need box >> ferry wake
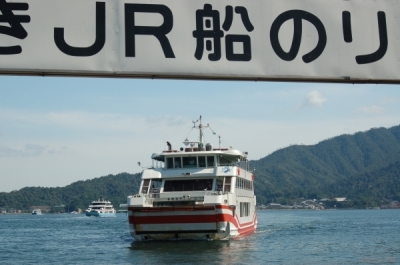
[126,116,257,240]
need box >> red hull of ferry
[128,205,257,239]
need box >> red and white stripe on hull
[229,212,258,238]
[128,205,257,240]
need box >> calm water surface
[0,210,399,264]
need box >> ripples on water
[0,210,399,264]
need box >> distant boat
[32,209,42,215]
[85,197,116,217]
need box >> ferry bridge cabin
[147,146,254,197]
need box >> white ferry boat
[32,209,42,215]
[127,116,257,240]
[85,197,116,217]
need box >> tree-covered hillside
[252,125,400,206]
[0,173,141,211]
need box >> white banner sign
[0,0,399,83]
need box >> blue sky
[1,75,400,192]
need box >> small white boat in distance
[85,197,116,217]
[127,116,257,241]
[32,209,42,215]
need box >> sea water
[0,209,399,265]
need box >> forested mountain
[252,125,400,206]
[1,125,400,211]
[0,173,141,212]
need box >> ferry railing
[204,191,231,196]
[235,188,255,198]
[142,193,160,204]
[141,190,253,200]
[142,192,208,205]
[142,192,238,204]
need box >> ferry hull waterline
[127,116,257,241]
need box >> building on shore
[29,206,52,213]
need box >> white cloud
[356,105,385,114]
[0,110,191,135]
[302,90,327,107]
[0,144,47,157]
[0,144,69,157]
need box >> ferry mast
[183,115,210,150]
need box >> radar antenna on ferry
[184,115,212,150]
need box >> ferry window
[206,156,215,167]
[182,156,197,168]
[224,177,231,193]
[216,177,223,191]
[151,179,162,193]
[166,157,173,169]
[198,156,206,167]
[205,180,213,191]
[219,156,231,166]
[240,202,250,217]
[141,179,150,194]
[164,179,213,192]
[174,157,181,168]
